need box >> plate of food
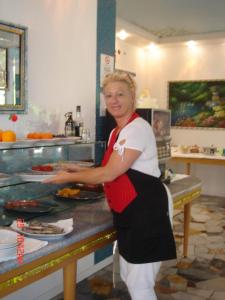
[31,165,56,173]
[11,220,73,240]
[55,187,103,201]
[4,200,53,213]
[18,170,56,182]
[75,183,103,192]
[52,161,95,170]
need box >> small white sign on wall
[100,54,114,87]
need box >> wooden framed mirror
[0,21,27,113]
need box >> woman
[44,72,176,300]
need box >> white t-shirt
[112,117,161,177]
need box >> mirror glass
[0,21,27,112]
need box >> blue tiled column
[94,0,116,261]
[95,0,116,142]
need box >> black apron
[113,169,177,264]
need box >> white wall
[0,0,97,139]
[115,39,148,97]
[116,38,225,197]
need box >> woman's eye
[118,92,124,97]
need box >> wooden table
[169,175,201,258]
[170,152,225,175]
[170,152,225,257]
[0,176,201,300]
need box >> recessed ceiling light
[116,30,130,40]
[146,43,158,51]
[186,40,197,48]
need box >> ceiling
[116,0,225,47]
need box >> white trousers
[120,255,161,300]
[119,185,173,300]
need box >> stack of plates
[0,229,18,257]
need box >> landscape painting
[168,80,225,129]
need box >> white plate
[53,139,75,145]
[0,142,15,149]
[11,140,36,148]
[29,168,57,175]
[18,173,55,182]
[33,139,56,147]
[0,173,11,182]
[11,221,73,240]
[0,229,18,249]
[0,246,17,256]
[53,137,81,145]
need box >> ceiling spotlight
[186,40,197,48]
[116,30,130,40]
[146,43,158,51]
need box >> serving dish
[0,229,18,249]
[4,200,53,213]
[11,220,73,240]
[55,189,103,201]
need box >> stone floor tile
[189,234,208,245]
[207,236,225,244]
[196,253,215,261]
[214,254,225,261]
[209,291,225,300]
[187,287,214,298]
[190,222,206,231]
[162,259,178,268]
[196,277,225,291]
[191,211,210,223]
[156,293,175,300]
[178,244,195,256]
[178,267,218,282]
[171,291,206,300]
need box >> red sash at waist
[102,112,139,213]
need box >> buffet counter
[0,175,201,300]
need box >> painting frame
[168,80,225,129]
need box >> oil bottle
[74,105,84,137]
[64,112,75,137]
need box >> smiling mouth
[111,106,121,110]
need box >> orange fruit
[27,133,34,139]
[41,132,53,139]
[2,130,16,142]
[32,132,42,139]
[0,129,3,142]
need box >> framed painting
[168,80,225,129]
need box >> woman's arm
[43,148,141,185]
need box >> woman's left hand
[42,171,72,184]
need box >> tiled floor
[53,195,225,300]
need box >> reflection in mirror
[0,21,27,112]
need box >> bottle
[64,112,75,137]
[75,105,84,137]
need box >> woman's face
[103,81,135,119]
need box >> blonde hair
[102,71,136,97]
